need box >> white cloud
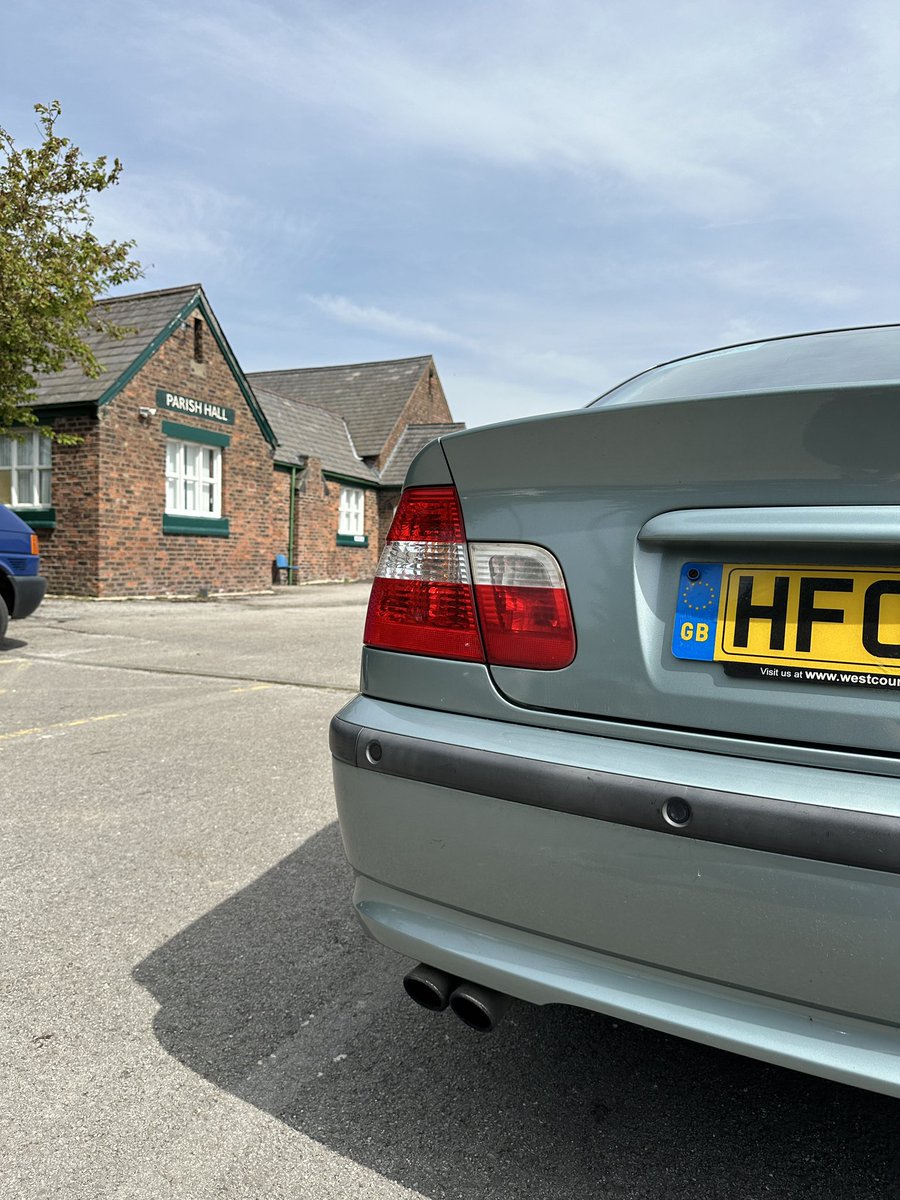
[91,173,319,286]
[306,294,479,350]
[164,0,900,227]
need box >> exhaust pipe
[403,963,458,1012]
[449,981,510,1033]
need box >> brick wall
[377,489,399,548]
[43,313,277,597]
[271,459,379,584]
[376,361,452,472]
[35,411,102,596]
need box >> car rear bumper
[331,694,900,1096]
[351,874,900,1097]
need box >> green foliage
[0,101,143,439]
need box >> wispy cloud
[166,0,900,228]
[306,295,479,351]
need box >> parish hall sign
[156,389,235,426]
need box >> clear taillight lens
[364,487,576,669]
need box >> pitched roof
[379,422,466,486]
[32,284,202,408]
[28,284,277,446]
[253,387,379,484]
[247,355,433,457]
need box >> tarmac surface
[3,584,899,1199]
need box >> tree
[0,101,143,437]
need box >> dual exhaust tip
[403,963,509,1033]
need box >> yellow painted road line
[0,711,127,742]
[228,683,274,693]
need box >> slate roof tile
[379,422,466,486]
[31,285,201,407]
[247,356,432,457]
[253,387,379,484]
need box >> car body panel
[0,504,46,620]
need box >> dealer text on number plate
[672,563,900,683]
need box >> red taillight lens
[364,488,576,670]
[469,543,576,669]
[386,486,466,543]
[364,487,485,662]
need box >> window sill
[336,533,368,547]
[163,514,230,537]
[12,507,56,530]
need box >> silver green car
[331,325,900,1097]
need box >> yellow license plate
[672,563,900,687]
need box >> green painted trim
[163,514,230,537]
[324,471,378,489]
[96,294,201,408]
[336,533,369,547]
[161,419,231,448]
[94,289,278,449]
[12,507,56,530]
[195,295,277,448]
[11,404,95,423]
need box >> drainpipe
[288,464,298,585]
[287,455,307,585]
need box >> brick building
[2,285,277,597]
[3,285,461,595]
[249,358,462,582]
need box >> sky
[4,0,900,429]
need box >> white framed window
[0,432,52,507]
[338,486,365,537]
[165,440,221,517]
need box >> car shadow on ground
[134,822,900,1199]
[0,636,28,651]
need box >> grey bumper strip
[330,714,900,876]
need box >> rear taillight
[469,542,576,669]
[365,487,576,669]
[364,487,484,662]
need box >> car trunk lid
[440,384,900,757]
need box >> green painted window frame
[336,532,369,547]
[12,506,56,530]
[161,420,231,447]
[162,514,230,537]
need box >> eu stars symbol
[672,563,723,661]
[681,577,718,614]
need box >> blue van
[0,505,47,641]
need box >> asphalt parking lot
[3,585,899,1200]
